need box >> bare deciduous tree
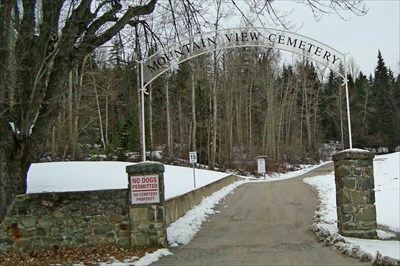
[0,0,157,221]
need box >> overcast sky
[272,0,400,76]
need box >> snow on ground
[163,165,229,199]
[304,152,400,263]
[26,153,399,265]
[374,153,400,232]
[166,179,248,246]
[27,162,229,199]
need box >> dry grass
[0,245,160,266]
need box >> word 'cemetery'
[144,29,344,82]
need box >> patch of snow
[304,152,400,263]
[132,249,172,266]
[27,162,230,200]
[377,230,397,240]
[339,148,371,153]
[167,179,248,245]
[8,121,20,135]
[98,249,172,266]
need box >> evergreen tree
[369,51,399,150]
[351,71,371,148]
[393,72,400,150]
[320,70,342,141]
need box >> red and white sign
[130,175,160,204]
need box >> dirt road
[154,163,370,265]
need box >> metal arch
[143,43,346,92]
[138,27,353,161]
[142,27,346,86]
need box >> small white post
[343,55,353,149]
[256,156,267,179]
[192,163,196,188]
[189,151,197,188]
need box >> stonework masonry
[0,189,130,253]
[126,162,167,248]
[0,153,378,254]
[333,149,378,239]
[0,164,239,254]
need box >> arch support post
[138,60,147,162]
[343,55,353,149]
[126,162,167,248]
[333,150,377,239]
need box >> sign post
[189,151,197,188]
[256,155,267,179]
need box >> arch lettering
[143,27,346,84]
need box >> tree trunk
[302,72,312,150]
[72,57,87,158]
[68,70,74,156]
[236,91,242,154]
[210,70,218,170]
[267,78,276,159]
[166,79,173,158]
[362,87,369,136]
[225,65,234,168]
[0,2,25,221]
[0,136,31,221]
[51,119,58,158]
[209,1,222,170]
[93,75,106,150]
[248,78,253,156]
[178,100,185,146]
[278,83,291,160]
[313,82,322,149]
[0,0,12,109]
[105,86,109,150]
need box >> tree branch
[77,0,158,59]
[83,0,122,40]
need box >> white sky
[272,0,400,76]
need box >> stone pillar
[126,162,167,248]
[333,150,377,239]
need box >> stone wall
[333,149,377,239]
[0,189,130,253]
[0,173,240,253]
[165,174,239,226]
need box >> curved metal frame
[138,27,352,161]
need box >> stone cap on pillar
[126,161,165,175]
[332,149,374,162]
